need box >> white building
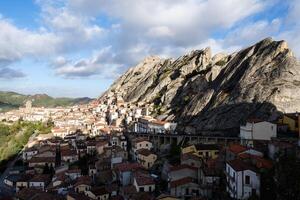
[133,172,155,192]
[240,119,277,146]
[22,147,38,161]
[226,159,260,199]
[134,117,177,134]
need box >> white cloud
[41,4,104,38]
[275,0,300,58]
[147,26,174,38]
[0,67,25,79]
[223,19,281,48]
[92,0,264,46]
[1,0,300,81]
[60,0,266,72]
[0,0,107,79]
[53,47,124,78]
[0,18,60,62]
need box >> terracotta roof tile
[170,164,197,172]
[227,159,257,172]
[170,177,193,188]
[228,144,247,154]
[133,172,155,186]
[115,163,143,172]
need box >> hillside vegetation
[0,91,92,112]
[0,121,52,162]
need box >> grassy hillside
[0,121,53,171]
[0,91,93,112]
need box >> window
[245,175,250,184]
[146,143,148,147]
[140,187,144,192]
[233,172,235,179]
[185,188,189,195]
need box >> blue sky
[0,0,299,98]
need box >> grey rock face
[103,38,300,135]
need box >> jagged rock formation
[104,38,300,135]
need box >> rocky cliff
[103,38,300,135]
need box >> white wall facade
[226,163,260,199]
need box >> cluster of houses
[0,92,178,140]
[3,131,159,199]
[2,118,297,200]
[49,93,177,139]
[2,91,300,199]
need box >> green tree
[168,142,181,164]
[275,154,300,200]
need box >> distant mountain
[0,91,93,112]
[103,38,300,135]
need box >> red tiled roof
[132,137,150,144]
[228,144,247,154]
[133,172,155,186]
[238,153,273,169]
[74,176,92,187]
[227,159,257,172]
[61,149,77,157]
[170,177,193,188]
[137,149,155,157]
[115,163,143,172]
[181,153,201,161]
[170,164,197,172]
[90,186,109,196]
[16,188,64,200]
[29,174,51,183]
[67,192,91,200]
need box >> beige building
[131,138,153,160]
[136,149,157,169]
[74,176,92,193]
[182,144,219,159]
[85,187,110,200]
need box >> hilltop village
[0,92,300,200]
